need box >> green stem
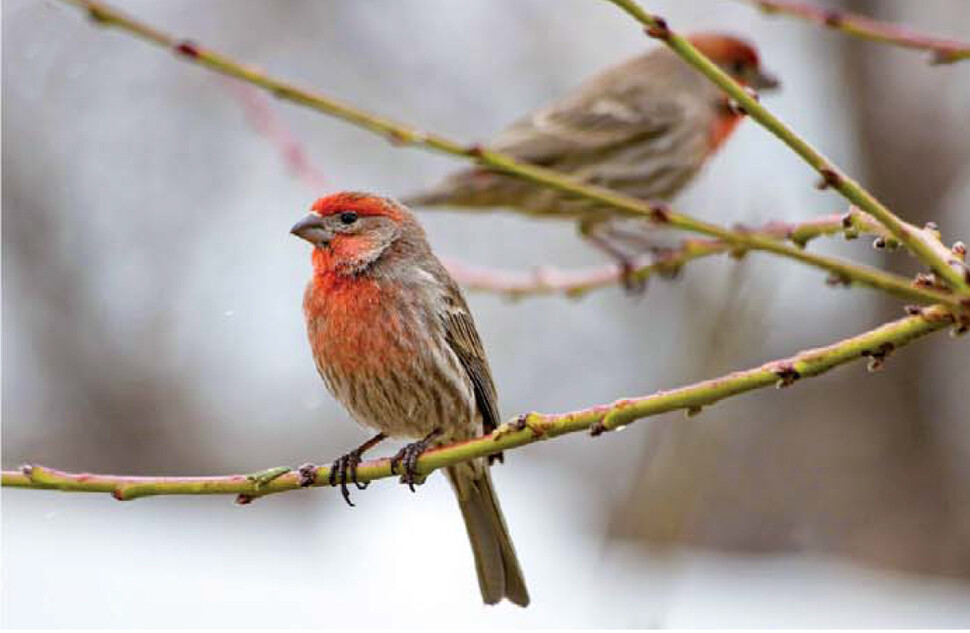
[456,211,891,298]
[604,0,970,294]
[54,0,964,310]
[3,306,958,500]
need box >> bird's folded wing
[440,290,501,436]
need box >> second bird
[405,33,778,271]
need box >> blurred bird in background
[404,33,779,282]
[291,192,529,607]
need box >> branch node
[653,248,683,279]
[821,9,844,27]
[565,286,590,301]
[952,241,967,261]
[726,98,747,117]
[904,304,924,316]
[87,4,111,24]
[913,272,946,291]
[825,271,851,287]
[589,420,607,437]
[861,342,895,372]
[773,363,800,388]
[931,49,959,65]
[643,16,671,40]
[685,405,703,418]
[790,234,810,250]
[840,212,860,240]
[175,40,200,59]
[111,489,126,501]
[648,202,671,224]
[297,463,319,488]
[235,494,255,505]
[815,167,841,190]
[386,129,411,146]
[494,413,546,441]
[20,464,34,478]
[952,309,970,337]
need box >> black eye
[731,60,747,76]
[339,211,358,225]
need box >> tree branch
[3,305,960,501]
[53,0,966,311]
[603,0,970,294]
[218,84,907,300]
[740,0,970,64]
[447,211,896,298]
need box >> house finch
[404,33,778,282]
[291,191,529,607]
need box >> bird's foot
[328,450,367,507]
[579,221,648,296]
[390,429,442,492]
[321,432,388,507]
[616,257,648,295]
[245,466,291,491]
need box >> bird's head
[687,33,780,92]
[291,191,419,275]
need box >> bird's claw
[245,466,291,491]
[390,430,441,492]
[618,259,648,296]
[328,449,369,507]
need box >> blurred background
[3,0,970,627]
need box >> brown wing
[491,53,685,166]
[403,50,687,210]
[440,286,501,439]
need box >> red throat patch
[708,109,742,153]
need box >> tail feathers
[399,188,453,208]
[447,464,530,607]
[401,170,522,210]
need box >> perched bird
[404,33,778,279]
[291,191,529,607]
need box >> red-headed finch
[404,33,778,279]
[291,192,529,607]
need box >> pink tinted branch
[746,0,970,64]
[54,0,963,310]
[225,81,328,191]
[448,211,896,298]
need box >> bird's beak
[752,69,780,92]
[290,213,333,247]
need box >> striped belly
[306,279,478,441]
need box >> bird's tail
[446,463,530,607]
[400,169,527,210]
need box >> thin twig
[220,85,910,301]
[53,0,965,310]
[741,0,970,64]
[447,211,894,298]
[3,304,959,500]
[604,0,970,294]
[224,80,328,190]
